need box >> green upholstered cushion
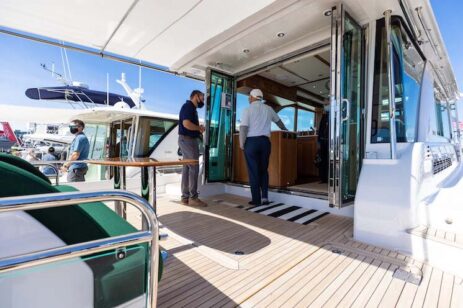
[0,162,150,307]
[0,152,51,184]
[56,185,137,236]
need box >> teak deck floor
[135,194,462,307]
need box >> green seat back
[0,152,51,184]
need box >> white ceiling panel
[283,55,329,82]
[258,67,306,87]
[0,0,134,49]
[178,0,333,73]
[299,78,330,98]
[105,0,203,58]
[136,0,279,67]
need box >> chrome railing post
[384,10,398,160]
[0,190,159,307]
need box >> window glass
[148,119,177,148]
[135,117,177,156]
[435,99,451,139]
[235,93,249,131]
[297,109,315,132]
[272,107,295,131]
[371,19,425,143]
[449,103,459,140]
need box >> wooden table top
[86,157,198,167]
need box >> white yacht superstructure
[0,0,462,307]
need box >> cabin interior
[231,47,331,195]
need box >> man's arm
[275,120,288,131]
[239,126,249,150]
[239,108,250,150]
[183,119,205,133]
[62,151,79,170]
[271,108,288,131]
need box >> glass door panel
[205,69,234,182]
[340,12,362,203]
[329,5,363,207]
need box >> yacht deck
[128,194,462,307]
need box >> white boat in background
[0,0,462,307]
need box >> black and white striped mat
[213,200,329,225]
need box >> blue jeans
[244,136,271,205]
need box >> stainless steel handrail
[30,161,62,185]
[384,10,398,160]
[0,190,159,307]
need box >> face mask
[197,99,204,108]
[69,125,79,134]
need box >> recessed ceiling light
[323,10,332,17]
[243,49,250,53]
[276,32,286,38]
[313,85,316,89]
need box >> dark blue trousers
[244,136,271,205]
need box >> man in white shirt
[239,89,287,206]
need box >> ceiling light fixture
[276,32,286,38]
[243,49,250,53]
[323,10,332,17]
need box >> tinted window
[148,119,177,148]
[272,107,295,131]
[435,99,451,139]
[297,109,315,132]
[371,18,425,143]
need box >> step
[407,225,463,249]
[406,225,463,277]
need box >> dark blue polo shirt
[179,100,200,138]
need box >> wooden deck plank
[239,248,333,307]
[411,264,433,308]
[307,255,373,307]
[395,258,425,307]
[438,272,454,308]
[423,267,443,307]
[272,252,355,307]
[209,223,353,307]
[147,194,461,307]
[336,259,383,307]
[451,277,463,308]
[193,222,353,307]
[363,263,398,308]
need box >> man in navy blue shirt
[178,90,207,207]
[62,119,90,182]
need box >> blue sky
[0,0,461,130]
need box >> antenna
[60,47,68,81]
[138,59,142,90]
[63,47,73,81]
[106,73,110,105]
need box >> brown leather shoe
[180,198,189,205]
[189,198,207,207]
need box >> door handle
[341,98,350,122]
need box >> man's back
[42,153,57,175]
[241,102,279,137]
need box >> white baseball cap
[250,88,264,99]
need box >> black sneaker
[248,201,260,206]
[262,200,271,205]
